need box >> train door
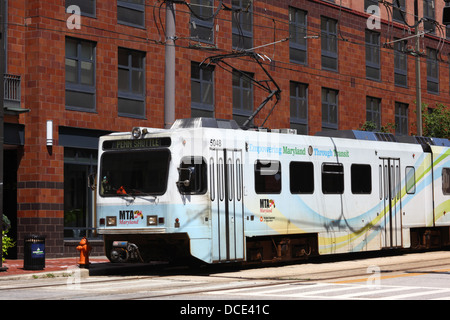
[210,149,245,262]
[379,158,403,248]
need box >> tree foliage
[360,121,396,134]
[361,103,450,139]
[421,103,450,139]
[2,215,15,262]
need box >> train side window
[443,168,450,195]
[405,166,415,194]
[255,160,281,194]
[177,156,207,194]
[290,161,314,194]
[322,163,344,194]
[351,164,371,194]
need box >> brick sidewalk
[0,257,109,277]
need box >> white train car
[95,118,450,264]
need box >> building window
[118,48,145,118]
[191,62,214,118]
[289,7,307,65]
[66,0,95,17]
[366,29,380,81]
[427,48,439,94]
[366,96,381,131]
[255,160,281,194]
[232,0,253,50]
[321,88,338,131]
[395,102,408,136]
[232,69,253,126]
[290,81,308,135]
[364,0,378,11]
[65,37,96,111]
[394,39,408,87]
[190,0,214,43]
[321,17,338,71]
[117,0,145,28]
[66,0,96,17]
[392,0,406,24]
[423,0,435,33]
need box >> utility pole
[164,1,176,129]
[414,0,423,136]
[0,0,6,271]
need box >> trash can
[23,235,45,270]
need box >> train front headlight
[147,215,158,226]
[106,216,117,226]
[132,127,141,139]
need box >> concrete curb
[0,267,90,281]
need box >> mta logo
[119,210,143,220]
[260,199,275,208]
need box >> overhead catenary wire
[5,0,450,99]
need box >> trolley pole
[0,0,6,271]
[164,0,176,129]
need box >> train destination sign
[103,137,171,150]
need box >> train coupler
[110,241,143,263]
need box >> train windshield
[100,149,170,197]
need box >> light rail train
[95,118,450,264]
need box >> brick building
[2,0,450,258]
